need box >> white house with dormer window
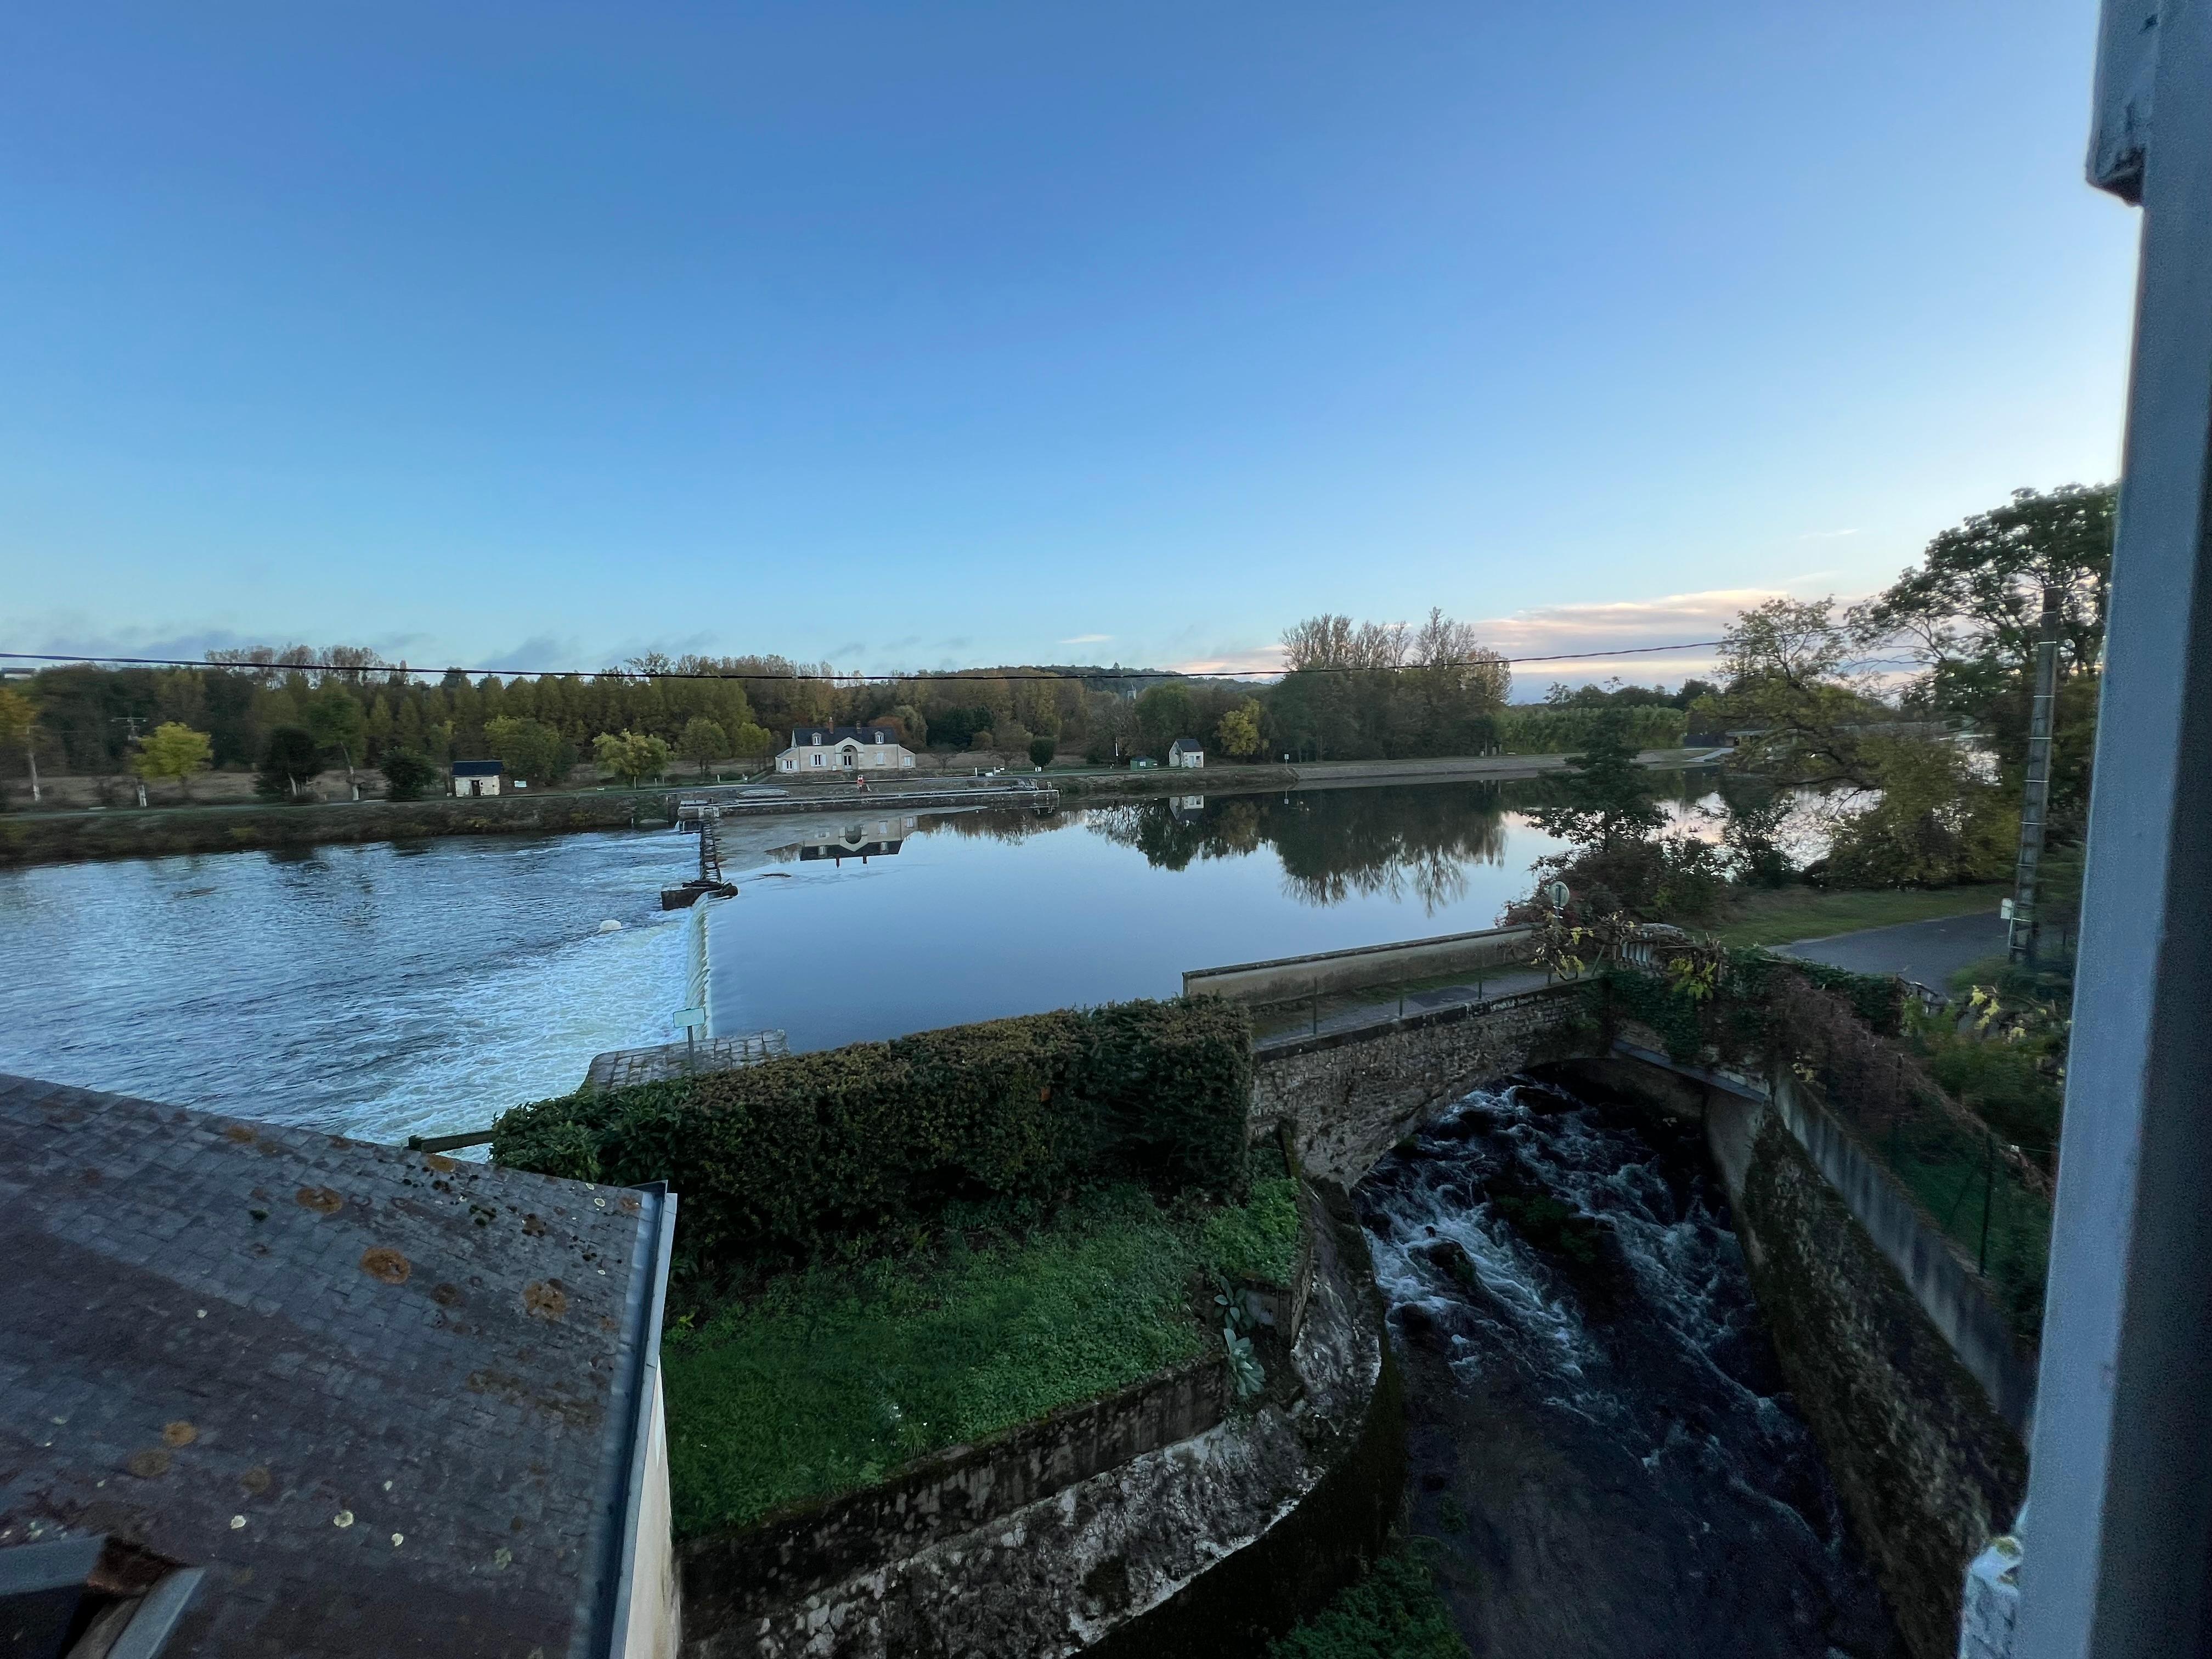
[774,725,918,780]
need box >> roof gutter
[592,1182,678,1659]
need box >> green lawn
[662,1180,1298,1538]
[1707,883,2006,948]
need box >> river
[1361,1075,1902,1656]
[0,780,1592,1141]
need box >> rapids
[1357,1075,1903,1658]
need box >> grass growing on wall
[1266,1544,1468,1658]
[663,1181,1293,1538]
[1201,1161,1303,1288]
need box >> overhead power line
[0,639,1728,685]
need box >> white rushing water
[1358,1080,1901,1657]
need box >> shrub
[381,752,439,800]
[1029,736,1057,769]
[493,997,1254,1268]
[1268,1544,1468,1658]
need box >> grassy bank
[663,1176,1301,1537]
[0,787,678,867]
[1708,884,2006,948]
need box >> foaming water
[0,832,695,1144]
[1359,1077,1901,1657]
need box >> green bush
[1921,1033,2064,1153]
[1268,1544,1468,1658]
[492,997,1254,1267]
[1203,1175,1302,1288]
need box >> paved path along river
[1778,909,2007,990]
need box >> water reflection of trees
[1086,785,1519,915]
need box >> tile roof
[785,726,899,747]
[0,1074,666,1658]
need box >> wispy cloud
[1058,633,1113,645]
[1169,643,1288,678]
[1466,588,1780,685]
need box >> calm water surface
[0,780,1617,1139]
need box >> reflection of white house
[1169,738,1205,769]
[775,726,918,779]
[798,815,918,864]
[452,759,504,797]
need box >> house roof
[786,726,899,747]
[449,760,504,776]
[0,1074,669,1658]
[1169,738,1204,754]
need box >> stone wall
[1530,1049,2030,1659]
[679,1359,1228,1638]
[679,1187,1397,1658]
[1739,1116,2026,1659]
[1250,988,1589,1183]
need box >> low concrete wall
[1764,1073,2037,1435]
[1185,926,1533,1005]
[1250,987,1589,1183]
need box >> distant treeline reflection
[913,781,1612,915]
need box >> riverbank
[0,776,1056,867]
[0,749,1725,868]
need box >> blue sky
[1,3,2138,687]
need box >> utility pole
[2006,584,2062,963]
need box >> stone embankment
[677,1186,1401,1658]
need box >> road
[1775,909,2009,991]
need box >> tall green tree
[592,730,672,788]
[1696,597,1891,789]
[1855,482,2116,832]
[678,716,729,780]
[0,685,41,803]
[1531,707,1666,850]
[1135,682,1197,758]
[1215,698,1263,759]
[484,716,573,787]
[304,686,367,792]
[131,722,213,801]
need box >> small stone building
[1169,738,1205,769]
[450,759,504,797]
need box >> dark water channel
[1359,1076,1902,1658]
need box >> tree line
[1519,482,2112,923]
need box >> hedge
[491,996,1254,1267]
